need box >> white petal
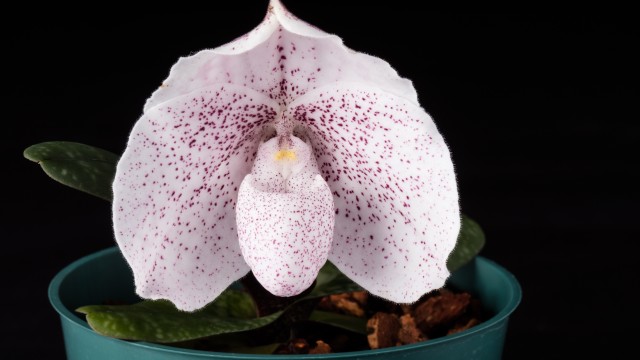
[143,0,417,112]
[113,84,279,311]
[286,83,460,303]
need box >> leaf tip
[75,306,90,314]
[23,144,41,163]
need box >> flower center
[249,134,317,193]
[274,149,297,161]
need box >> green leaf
[309,261,363,298]
[24,141,119,201]
[203,288,257,319]
[224,343,281,355]
[76,263,362,343]
[447,214,486,272]
[77,290,275,343]
[308,310,367,335]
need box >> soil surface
[274,288,485,354]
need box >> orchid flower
[113,0,460,312]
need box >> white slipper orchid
[113,0,460,311]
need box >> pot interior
[49,247,521,359]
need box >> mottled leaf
[309,261,363,297]
[77,262,361,343]
[224,343,281,355]
[447,215,486,272]
[24,141,118,201]
[197,288,257,319]
[77,290,270,343]
[308,310,367,335]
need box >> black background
[3,3,638,359]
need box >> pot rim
[49,246,521,358]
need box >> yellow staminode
[274,149,297,161]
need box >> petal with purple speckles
[286,83,460,303]
[113,84,279,311]
[144,0,417,112]
[236,135,335,296]
[114,0,460,311]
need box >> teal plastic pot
[49,247,521,360]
